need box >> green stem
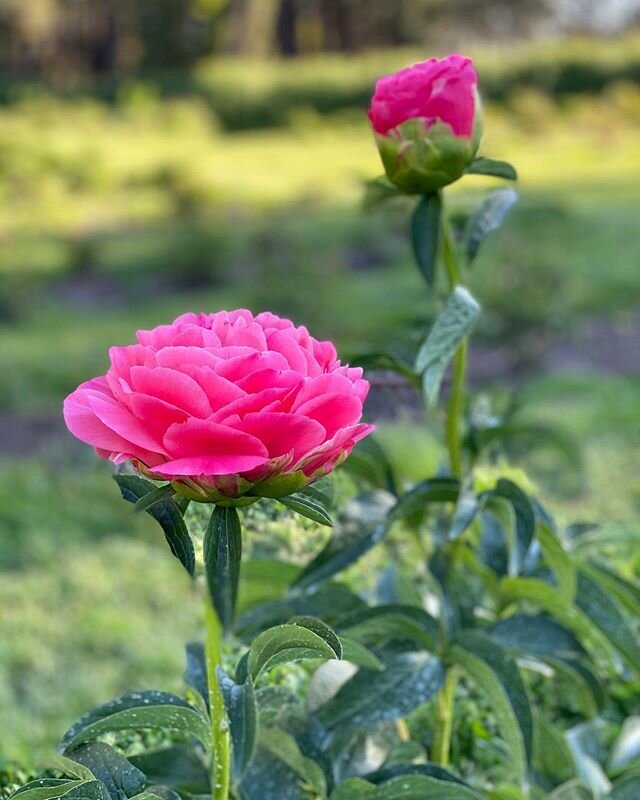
[441,205,467,478]
[204,597,231,800]
[431,669,458,767]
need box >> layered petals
[63,309,374,501]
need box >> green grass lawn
[0,88,638,764]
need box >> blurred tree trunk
[276,0,297,55]
[228,0,281,56]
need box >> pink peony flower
[63,310,374,503]
[368,54,482,194]
[369,54,478,139]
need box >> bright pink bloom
[369,54,478,138]
[63,310,374,501]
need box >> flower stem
[204,597,231,800]
[441,206,466,478]
[431,669,458,767]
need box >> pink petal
[215,351,289,382]
[266,329,309,374]
[212,387,289,422]
[129,393,188,439]
[291,374,357,411]
[129,366,212,417]
[155,346,220,371]
[160,418,269,476]
[294,392,363,437]
[87,392,166,453]
[232,412,326,462]
[237,368,302,394]
[299,423,375,475]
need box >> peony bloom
[64,310,374,504]
[369,54,482,194]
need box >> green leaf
[337,604,439,652]
[11,782,84,800]
[279,491,333,527]
[465,187,518,263]
[259,728,327,799]
[488,614,584,660]
[65,744,145,800]
[183,643,208,709]
[59,692,211,753]
[546,657,605,716]
[133,483,176,513]
[331,775,483,799]
[487,613,603,714]
[203,505,242,633]
[534,713,577,786]
[290,616,343,659]
[13,783,113,800]
[217,669,258,781]
[293,497,390,591]
[411,193,441,286]
[581,563,640,617]
[609,773,640,799]
[128,746,209,794]
[499,577,620,671]
[339,637,384,671]
[45,758,95,782]
[239,745,310,800]
[236,583,367,638]
[464,157,518,181]
[247,620,341,681]
[608,717,640,774]
[366,764,470,787]
[344,436,398,496]
[566,721,611,798]
[363,176,402,210]
[317,651,444,733]
[414,287,480,408]
[575,570,640,672]
[538,522,576,602]
[452,633,533,782]
[483,479,535,575]
[49,784,112,800]
[114,475,195,577]
[547,782,594,800]
[388,478,460,523]
[472,422,581,472]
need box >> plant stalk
[204,597,231,800]
[441,206,466,478]
[431,669,458,767]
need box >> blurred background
[0,0,638,767]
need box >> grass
[0,76,639,764]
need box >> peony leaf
[415,287,480,408]
[451,633,533,783]
[247,619,341,681]
[465,157,518,181]
[465,187,518,263]
[203,505,242,633]
[128,746,210,795]
[330,775,483,799]
[316,651,444,734]
[279,491,333,527]
[59,691,211,754]
[411,193,441,286]
[217,669,258,782]
[64,743,145,800]
[114,474,195,577]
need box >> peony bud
[369,54,482,194]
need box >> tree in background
[0,0,634,81]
